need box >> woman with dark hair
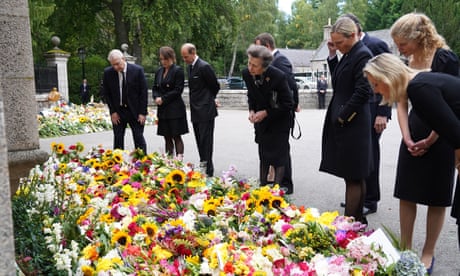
[152,46,189,160]
[242,44,293,189]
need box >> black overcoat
[319,41,374,179]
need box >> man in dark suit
[340,13,392,215]
[243,44,294,189]
[254,32,298,195]
[80,78,90,104]
[180,43,220,176]
[316,74,328,109]
[102,49,148,153]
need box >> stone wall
[181,88,332,110]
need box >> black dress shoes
[363,206,377,216]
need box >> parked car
[295,78,311,89]
[226,77,247,89]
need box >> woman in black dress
[364,53,460,274]
[152,46,189,160]
[390,13,459,271]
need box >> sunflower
[165,169,186,185]
[51,142,65,154]
[112,151,123,163]
[111,230,132,247]
[142,221,158,238]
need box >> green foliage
[28,0,460,83]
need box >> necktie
[122,72,127,106]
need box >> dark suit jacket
[188,58,220,122]
[317,79,328,91]
[362,33,392,118]
[152,64,186,119]
[243,65,294,138]
[320,40,373,179]
[80,83,90,95]
[272,50,299,108]
[103,63,148,118]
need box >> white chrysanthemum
[271,219,286,234]
[182,209,196,231]
[249,247,273,274]
[189,192,207,210]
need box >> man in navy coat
[102,49,148,153]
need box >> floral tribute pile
[13,143,427,276]
[37,102,157,138]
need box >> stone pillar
[0,88,16,275]
[0,0,48,193]
[44,36,71,102]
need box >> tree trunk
[228,36,239,78]
[107,0,129,49]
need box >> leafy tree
[365,0,403,31]
[400,0,460,55]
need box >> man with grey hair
[102,49,148,153]
[242,44,294,191]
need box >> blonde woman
[320,17,373,224]
[364,53,460,274]
[390,13,459,273]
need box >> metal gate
[34,64,58,94]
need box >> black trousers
[280,144,293,193]
[365,102,382,209]
[112,107,147,153]
[317,92,326,109]
[192,119,215,176]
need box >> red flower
[223,262,235,273]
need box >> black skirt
[157,117,189,137]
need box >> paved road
[40,108,459,275]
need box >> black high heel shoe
[426,256,435,275]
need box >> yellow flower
[92,161,102,170]
[80,265,94,276]
[82,243,99,261]
[151,245,173,261]
[165,169,186,185]
[142,222,158,238]
[79,116,88,123]
[185,255,200,265]
[77,207,95,224]
[111,230,132,247]
[51,142,65,154]
[112,151,123,163]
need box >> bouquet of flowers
[37,102,157,138]
[13,143,426,275]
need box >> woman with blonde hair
[320,17,373,224]
[389,12,459,273]
[364,54,460,270]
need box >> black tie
[122,72,127,106]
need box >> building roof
[278,48,316,68]
[311,28,397,62]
